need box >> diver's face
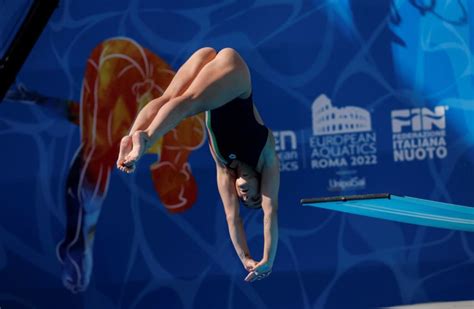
[235,174,261,208]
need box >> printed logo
[273,130,299,172]
[312,94,372,135]
[391,106,448,162]
[309,94,378,169]
[328,176,366,192]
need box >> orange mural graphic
[80,37,206,211]
[53,37,206,292]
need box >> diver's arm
[245,141,280,282]
[259,150,280,266]
[216,164,256,269]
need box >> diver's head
[233,161,262,209]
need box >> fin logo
[391,106,449,162]
[391,106,448,133]
[312,94,372,136]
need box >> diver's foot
[123,130,149,173]
[57,241,93,293]
[117,135,134,173]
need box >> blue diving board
[301,194,474,232]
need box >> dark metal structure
[0,0,59,102]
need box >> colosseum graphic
[312,94,372,136]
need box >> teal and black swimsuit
[206,94,269,170]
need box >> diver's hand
[244,259,272,282]
[243,256,258,272]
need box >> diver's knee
[193,47,217,61]
[218,47,240,59]
[216,48,248,74]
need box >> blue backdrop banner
[0,1,473,308]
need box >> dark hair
[242,194,262,209]
[243,202,262,210]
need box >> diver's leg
[127,47,217,135]
[117,47,217,171]
[123,48,251,168]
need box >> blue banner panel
[0,0,473,308]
